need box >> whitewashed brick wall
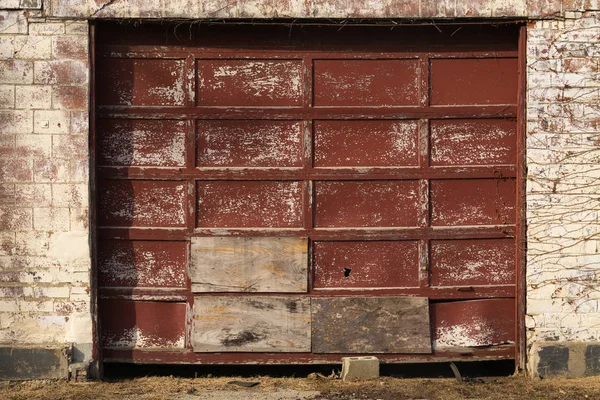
[0,9,91,360]
[527,12,600,346]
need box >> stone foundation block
[341,356,380,381]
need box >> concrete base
[529,341,600,377]
[0,346,70,380]
[341,356,380,381]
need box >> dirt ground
[2,374,600,400]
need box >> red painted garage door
[95,22,520,364]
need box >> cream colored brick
[14,183,51,206]
[0,85,14,108]
[12,35,52,60]
[28,22,65,35]
[18,299,54,312]
[15,85,51,109]
[33,285,70,298]
[15,134,52,158]
[64,21,87,35]
[0,110,33,133]
[0,11,27,34]
[14,231,51,256]
[33,159,69,182]
[0,36,14,58]
[33,110,69,133]
[69,207,87,231]
[0,300,18,312]
[33,207,70,231]
[52,183,87,207]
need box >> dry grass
[2,375,600,400]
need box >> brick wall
[0,8,92,366]
[526,11,600,374]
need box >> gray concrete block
[341,356,379,381]
[529,341,600,378]
[0,346,70,380]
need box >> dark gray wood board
[192,296,311,352]
[311,297,432,353]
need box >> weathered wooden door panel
[98,240,187,288]
[190,237,308,292]
[430,239,515,287]
[430,58,518,105]
[431,299,515,350]
[312,297,431,353]
[97,58,186,106]
[192,296,311,352]
[313,59,420,106]
[196,181,303,228]
[96,23,520,364]
[430,119,517,166]
[313,241,420,289]
[314,180,421,228]
[197,120,303,168]
[313,120,419,167]
[197,59,304,107]
[100,300,186,349]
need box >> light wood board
[190,237,308,293]
[192,296,311,352]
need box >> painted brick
[69,110,87,134]
[0,85,14,108]
[15,134,52,158]
[33,286,70,298]
[0,231,15,254]
[69,159,87,182]
[64,22,87,35]
[28,22,65,35]
[0,11,27,34]
[0,60,33,84]
[0,0,21,9]
[69,207,87,231]
[19,0,42,9]
[12,35,52,59]
[52,135,87,158]
[0,36,15,58]
[48,0,90,18]
[34,110,70,134]
[14,231,51,257]
[0,207,32,231]
[52,183,87,208]
[52,86,87,109]
[14,183,51,206]
[15,85,51,109]
[0,300,18,312]
[33,159,69,182]
[18,300,54,312]
[0,110,32,133]
[0,159,32,182]
[33,207,70,231]
[0,184,15,205]
[52,35,87,59]
[34,60,87,85]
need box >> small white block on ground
[341,356,380,381]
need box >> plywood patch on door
[190,237,308,292]
[192,296,311,352]
[311,297,431,354]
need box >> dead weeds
[1,374,600,400]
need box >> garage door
[95,22,520,364]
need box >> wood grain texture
[312,297,431,354]
[190,237,308,292]
[192,296,311,352]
